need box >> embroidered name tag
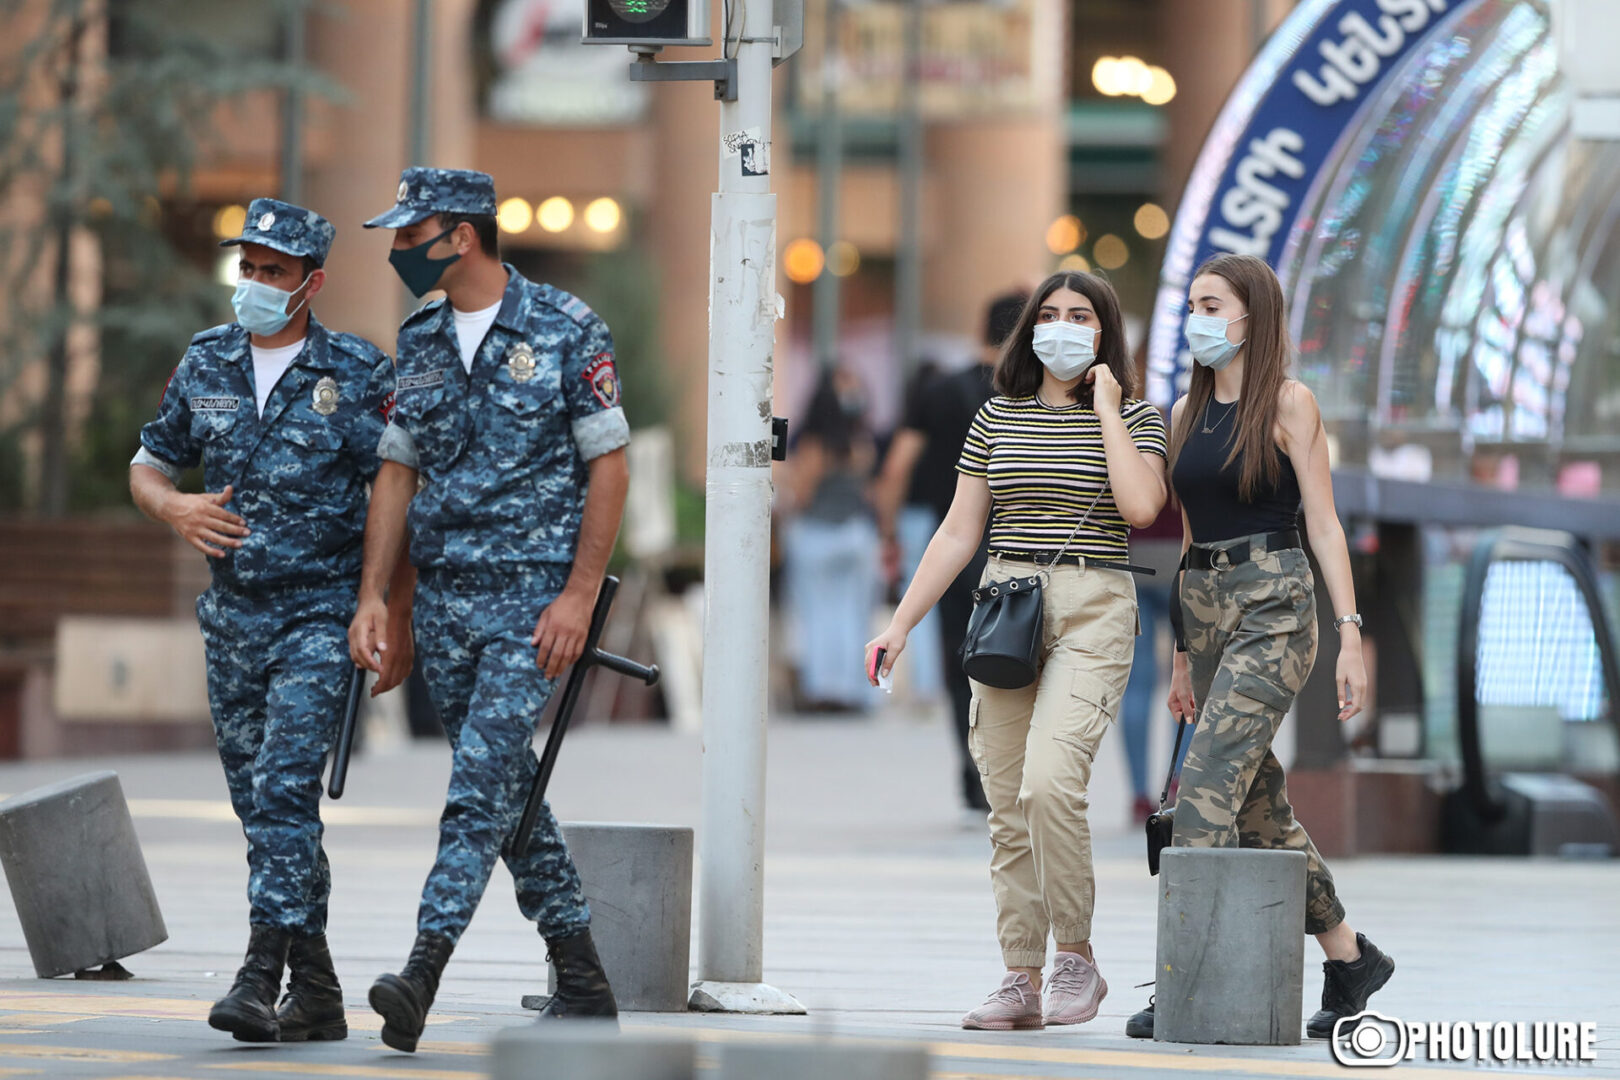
[190,396,240,412]
[397,370,446,392]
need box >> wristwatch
[1334,613,1364,631]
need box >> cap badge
[397,180,410,202]
[258,212,275,231]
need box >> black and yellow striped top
[957,395,1168,560]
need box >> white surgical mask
[1184,312,1248,370]
[1031,322,1098,381]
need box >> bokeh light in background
[215,252,240,287]
[1045,214,1084,255]
[1094,234,1129,270]
[212,204,247,240]
[1134,202,1169,239]
[1092,56,1175,105]
[536,196,574,233]
[1141,66,1176,105]
[497,197,534,234]
[584,197,622,234]
[827,241,860,278]
[783,238,824,284]
[1058,253,1092,273]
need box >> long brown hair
[993,271,1136,407]
[1168,253,1291,501]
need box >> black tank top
[1171,397,1301,543]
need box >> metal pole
[408,0,432,167]
[894,0,923,377]
[812,0,842,370]
[689,0,805,1014]
[279,2,306,205]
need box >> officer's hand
[1085,364,1123,415]
[166,485,248,558]
[531,586,593,681]
[373,603,415,697]
[348,595,390,675]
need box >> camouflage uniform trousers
[411,566,590,944]
[1171,535,1346,935]
[196,581,357,934]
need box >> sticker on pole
[723,127,770,177]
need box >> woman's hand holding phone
[864,626,907,687]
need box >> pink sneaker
[961,972,1043,1030]
[1043,951,1107,1025]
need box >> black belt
[1184,529,1301,571]
[988,550,1156,576]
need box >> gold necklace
[1202,398,1238,434]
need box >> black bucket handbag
[1146,715,1190,876]
[959,487,1106,690]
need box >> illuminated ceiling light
[783,238,825,284]
[1143,65,1177,106]
[1094,233,1129,270]
[1091,56,1121,96]
[827,240,860,277]
[1057,253,1091,273]
[1134,202,1170,240]
[1119,56,1153,97]
[537,197,575,233]
[497,197,534,234]
[213,204,247,239]
[1045,214,1084,255]
[216,251,240,287]
[584,197,622,234]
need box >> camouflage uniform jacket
[378,265,630,574]
[134,315,393,591]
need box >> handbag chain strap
[1042,484,1110,572]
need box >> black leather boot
[1306,933,1395,1039]
[538,927,618,1019]
[368,933,454,1053]
[277,932,347,1041]
[208,925,292,1042]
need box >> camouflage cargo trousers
[411,566,590,945]
[197,581,356,934]
[1171,536,1347,935]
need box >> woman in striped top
[867,272,1167,1030]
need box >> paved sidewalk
[0,712,1616,1079]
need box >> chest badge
[312,376,340,416]
[506,342,537,384]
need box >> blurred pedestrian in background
[783,367,882,713]
[867,271,1167,1031]
[1124,252,1391,1041]
[129,198,403,1044]
[874,291,1028,810]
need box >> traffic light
[583,0,710,47]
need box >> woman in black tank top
[1122,254,1396,1043]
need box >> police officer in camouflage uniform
[130,198,413,1043]
[348,168,630,1053]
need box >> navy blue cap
[364,167,499,229]
[219,197,335,265]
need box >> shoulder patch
[582,353,620,408]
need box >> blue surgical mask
[1184,312,1249,370]
[232,273,312,337]
[1031,322,1098,381]
[389,227,460,298]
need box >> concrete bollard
[0,771,167,978]
[717,1039,930,1080]
[538,822,693,1012]
[1155,847,1305,1045]
[490,1022,692,1080]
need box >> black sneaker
[1306,933,1394,1040]
[1125,996,1154,1039]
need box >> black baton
[512,575,660,854]
[327,666,366,799]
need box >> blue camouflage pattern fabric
[364,167,498,229]
[133,313,392,930]
[410,566,589,943]
[135,316,394,591]
[197,583,356,933]
[219,197,335,265]
[377,266,630,572]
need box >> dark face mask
[389,226,461,298]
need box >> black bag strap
[1159,716,1189,809]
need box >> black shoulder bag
[959,487,1105,690]
[1146,715,1189,876]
